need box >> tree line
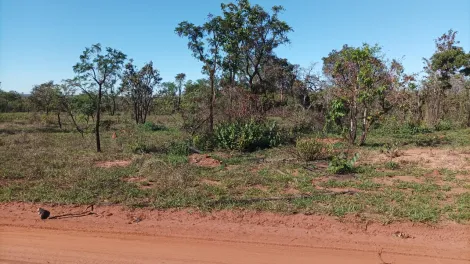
[1,0,469,151]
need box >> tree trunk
[209,73,215,133]
[57,112,62,129]
[95,85,102,152]
[177,87,181,111]
[111,97,116,116]
[349,92,358,144]
[359,107,368,146]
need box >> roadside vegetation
[1,0,469,224]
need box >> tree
[220,0,292,92]
[0,90,29,112]
[425,29,470,124]
[176,14,224,132]
[160,81,178,113]
[73,43,126,152]
[323,44,401,145]
[104,75,121,116]
[30,81,59,115]
[175,73,186,111]
[121,60,162,124]
[58,79,85,136]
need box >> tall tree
[175,73,186,111]
[425,29,470,124]
[73,43,126,152]
[121,60,162,124]
[220,0,292,92]
[176,14,224,132]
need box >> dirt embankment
[1,202,469,264]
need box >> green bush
[214,119,283,151]
[435,120,452,131]
[140,121,167,132]
[167,141,190,156]
[296,137,328,161]
[328,153,358,174]
[385,161,399,170]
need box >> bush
[214,119,283,151]
[167,141,190,156]
[385,161,399,170]
[296,137,328,162]
[192,134,214,151]
[435,120,452,131]
[328,153,358,174]
[140,121,167,132]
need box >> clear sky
[1,0,469,94]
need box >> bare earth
[1,202,469,264]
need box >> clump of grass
[385,161,399,170]
[140,121,167,132]
[295,137,328,162]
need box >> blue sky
[1,0,469,94]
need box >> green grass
[1,112,469,224]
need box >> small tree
[73,43,126,152]
[30,81,59,115]
[323,44,401,145]
[58,79,85,136]
[121,60,162,124]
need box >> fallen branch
[49,204,95,220]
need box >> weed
[328,153,359,174]
[384,161,399,170]
[295,137,328,162]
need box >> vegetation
[1,0,470,224]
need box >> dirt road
[1,203,469,264]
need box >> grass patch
[1,112,469,224]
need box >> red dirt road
[1,203,469,264]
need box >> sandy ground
[1,202,469,264]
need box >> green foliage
[295,137,328,161]
[214,119,283,151]
[328,153,359,174]
[0,90,30,113]
[167,141,190,156]
[435,120,453,131]
[140,121,167,132]
[385,161,399,170]
[414,135,449,147]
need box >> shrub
[328,153,358,174]
[214,119,283,151]
[140,121,167,132]
[295,137,328,161]
[385,161,399,170]
[435,120,452,131]
[167,141,190,156]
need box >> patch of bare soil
[189,154,222,168]
[371,148,470,170]
[372,176,422,186]
[317,137,344,144]
[0,202,468,264]
[95,160,132,168]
